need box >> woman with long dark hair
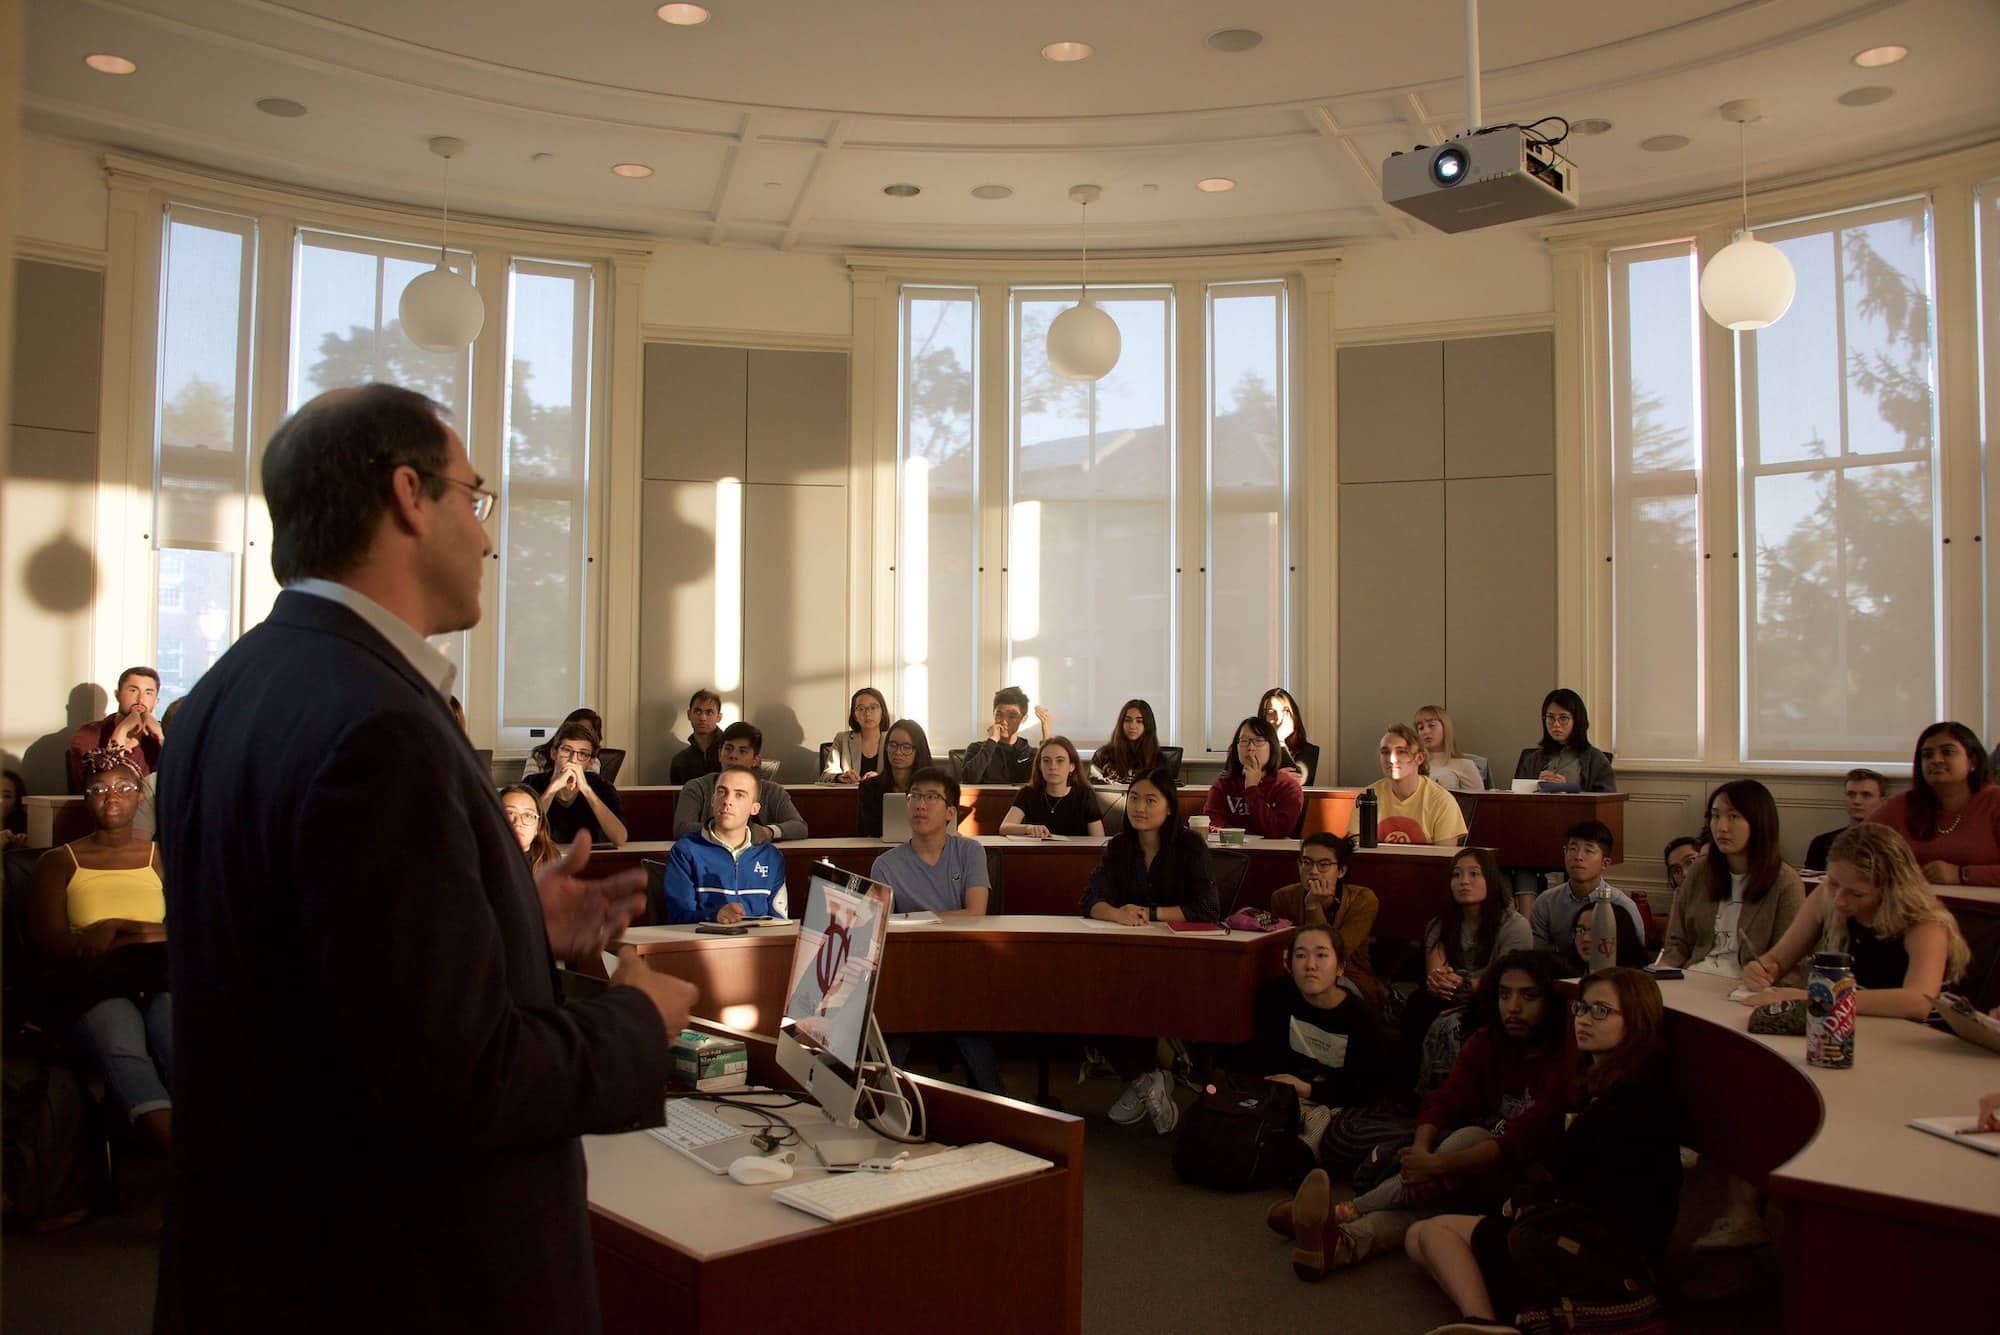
[1404,969,1680,1335]
[1092,698,1166,785]
[1260,687,1319,785]
[1001,736,1104,838]
[1404,849,1534,1080]
[1661,779,1803,981]
[823,686,890,784]
[1510,688,1616,793]
[857,718,933,838]
[1205,715,1305,837]
[1868,721,1999,886]
[499,784,561,873]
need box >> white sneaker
[1143,1070,1179,1135]
[1107,1075,1149,1125]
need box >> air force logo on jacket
[661,825,791,923]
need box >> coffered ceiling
[23,0,2000,251]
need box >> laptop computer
[880,791,912,842]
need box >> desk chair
[982,846,1006,915]
[640,859,670,925]
[1158,746,1185,781]
[1207,848,1251,918]
[596,748,627,784]
[947,748,969,780]
[1464,753,1491,790]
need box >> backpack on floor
[1,1053,95,1231]
[1172,1071,1298,1191]
[1316,1103,1418,1180]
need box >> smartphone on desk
[696,923,750,936]
[1643,965,1684,980]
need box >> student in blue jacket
[662,766,789,924]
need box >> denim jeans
[69,992,174,1121]
[1340,1125,1497,1258]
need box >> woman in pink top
[1869,722,2000,887]
[1204,716,1305,837]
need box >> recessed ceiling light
[611,162,654,178]
[1196,177,1236,192]
[83,53,138,76]
[970,184,1013,200]
[1838,85,1895,106]
[1639,134,1690,152]
[256,97,307,118]
[1041,41,1093,62]
[1207,28,1263,53]
[883,182,921,198]
[1571,117,1613,136]
[1851,44,1907,68]
[656,3,710,24]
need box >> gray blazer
[1661,860,1807,984]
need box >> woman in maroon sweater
[1869,722,2000,887]
[1204,716,1305,838]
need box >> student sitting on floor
[869,767,1005,1095]
[671,721,809,843]
[1000,735,1105,839]
[1740,822,1970,1021]
[1525,821,1647,950]
[659,766,788,924]
[1402,849,1534,1087]
[1404,968,1681,1335]
[1273,950,1569,1281]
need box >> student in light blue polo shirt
[868,767,1004,1094]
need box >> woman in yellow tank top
[29,752,173,1148]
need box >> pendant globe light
[1698,101,1795,332]
[1045,184,1121,381]
[399,136,486,352]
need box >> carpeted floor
[2,1060,1785,1334]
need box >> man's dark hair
[1844,767,1886,791]
[263,384,454,584]
[1661,834,1700,868]
[118,666,160,690]
[1465,948,1566,1046]
[688,689,722,710]
[906,766,961,810]
[1300,831,1353,867]
[1564,819,1615,858]
[720,721,764,754]
[993,685,1029,713]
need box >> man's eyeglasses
[1297,856,1341,874]
[84,782,141,798]
[907,791,951,808]
[554,746,595,765]
[1570,999,1621,1022]
[416,471,497,522]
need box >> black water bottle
[1356,788,1378,848]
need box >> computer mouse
[727,1152,796,1185]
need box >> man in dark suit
[154,384,696,1334]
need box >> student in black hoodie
[1404,967,1681,1335]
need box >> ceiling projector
[1382,127,1580,233]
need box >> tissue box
[671,1031,748,1092]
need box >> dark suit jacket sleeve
[295,712,670,1150]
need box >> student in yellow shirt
[1348,723,1468,847]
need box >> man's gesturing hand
[535,832,647,964]
[613,946,697,1039]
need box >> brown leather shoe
[1290,1169,1332,1280]
[1266,1197,1295,1239]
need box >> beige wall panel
[11,260,101,434]
[1337,479,1445,785]
[642,342,746,482]
[1442,475,1555,775]
[743,483,848,783]
[746,349,848,486]
[1444,332,1554,479]
[636,479,719,784]
[1336,341,1442,483]
[3,426,102,789]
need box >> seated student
[1245,926,1390,1189]
[1082,769,1218,1133]
[668,689,725,784]
[67,666,164,792]
[29,754,173,1150]
[499,784,561,874]
[1403,849,1534,1080]
[1260,687,1320,785]
[1206,716,1306,837]
[821,686,889,784]
[3,768,28,850]
[869,767,1005,1095]
[1414,705,1483,792]
[1270,834,1381,993]
[1804,768,1887,873]
[1275,950,1568,1279]
[958,685,1051,785]
[522,722,628,846]
[857,719,932,839]
[1526,821,1648,951]
[1559,901,1650,977]
[1091,698,1168,785]
[1404,969,1681,1335]
[1511,688,1617,793]
[1868,722,1999,886]
[1740,822,1970,1021]
[1001,736,1105,839]
[1660,780,1804,982]
[1662,834,1702,901]
[521,707,604,779]
[1347,723,1468,847]
[660,766,788,924]
[672,722,809,843]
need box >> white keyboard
[647,1100,757,1169]
[771,1142,1053,1222]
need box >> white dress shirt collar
[287,578,459,700]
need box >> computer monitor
[776,863,907,1163]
